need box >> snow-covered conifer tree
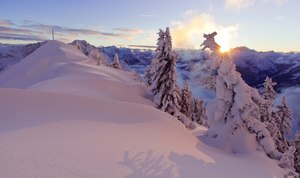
[180,80,193,118]
[272,96,292,153]
[149,28,195,129]
[259,77,289,153]
[279,146,299,177]
[151,28,181,115]
[202,32,281,159]
[88,49,107,66]
[192,98,206,125]
[293,132,300,174]
[277,96,292,136]
[111,52,121,69]
[262,77,277,101]
[164,27,172,56]
[259,77,278,125]
[144,29,165,86]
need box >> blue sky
[0,0,299,52]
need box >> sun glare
[217,37,231,53]
[220,45,230,53]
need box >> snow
[0,40,284,177]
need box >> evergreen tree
[272,96,292,154]
[111,52,121,69]
[151,46,181,115]
[262,77,277,101]
[279,146,299,177]
[192,98,206,125]
[144,29,165,86]
[293,132,300,175]
[277,96,293,135]
[202,32,281,159]
[180,80,193,118]
[88,48,107,66]
[151,28,181,115]
[149,28,195,129]
[260,77,278,124]
[259,77,289,153]
[164,27,172,56]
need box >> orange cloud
[171,13,239,50]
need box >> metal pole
[52,28,54,40]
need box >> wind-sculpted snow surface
[0,41,284,177]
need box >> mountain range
[1,40,299,91]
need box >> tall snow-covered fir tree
[180,80,193,118]
[201,32,281,159]
[111,52,121,69]
[293,132,300,175]
[192,98,206,125]
[149,28,195,129]
[144,29,165,86]
[151,27,181,115]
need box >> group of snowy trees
[89,48,122,69]
[200,32,299,177]
[90,27,299,176]
[201,32,281,159]
[72,40,122,69]
[87,49,108,66]
[260,77,291,154]
[143,28,300,176]
[260,77,300,177]
[145,27,206,128]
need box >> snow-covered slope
[0,41,284,177]
[0,42,44,71]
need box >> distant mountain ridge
[1,40,299,90]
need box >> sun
[216,34,232,53]
[220,45,231,53]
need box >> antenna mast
[52,28,54,40]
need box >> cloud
[128,44,156,49]
[0,26,34,34]
[276,16,285,20]
[112,28,143,34]
[2,21,144,43]
[225,0,255,10]
[271,0,288,6]
[0,19,14,27]
[183,9,199,17]
[171,12,239,50]
[224,0,288,10]
[0,33,45,41]
[23,23,100,36]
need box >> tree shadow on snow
[168,152,210,178]
[119,150,176,178]
[119,150,215,178]
[120,149,278,178]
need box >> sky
[0,0,299,52]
